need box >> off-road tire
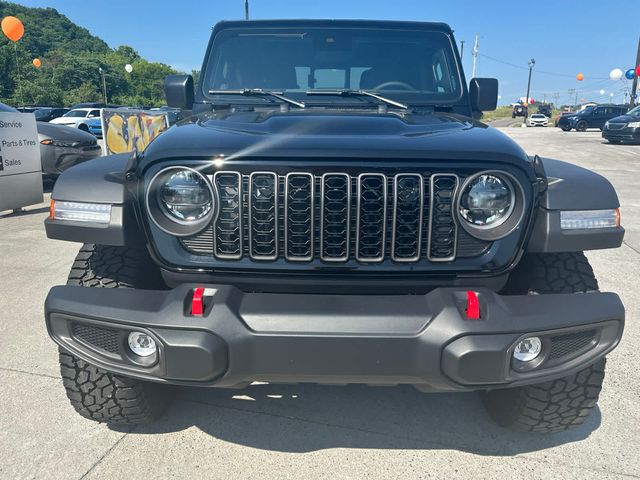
[60,244,172,424]
[60,349,170,424]
[483,359,606,432]
[486,252,605,432]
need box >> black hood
[37,122,96,143]
[608,114,640,123]
[142,109,529,167]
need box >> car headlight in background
[146,166,216,236]
[456,171,526,241]
[627,121,640,128]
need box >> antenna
[245,0,249,20]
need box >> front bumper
[45,285,624,391]
[602,128,640,143]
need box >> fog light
[127,332,156,357]
[513,337,542,362]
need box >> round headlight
[459,174,513,228]
[159,170,212,222]
[146,166,216,236]
[455,171,526,241]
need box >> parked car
[50,108,101,131]
[526,113,548,127]
[45,19,625,433]
[537,104,552,117]
[16,106,41,114]
[0,102,101,177]
[512,104,527,118]
[602,105,640,144]
[150,106,184,125]
[34,107,69,122]
[69,102,119,110]
[554,111,574,127]
[557,105,628,132]
[83,117,103,138]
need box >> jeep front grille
[184,170,489,264]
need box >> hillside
[0,1,179,107]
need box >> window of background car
[63,110,89,117]
[203,27,464,104]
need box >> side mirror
[164,74,194,110]
[469,78,498,112]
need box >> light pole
[524,58,535,121]
[98,67,108,104]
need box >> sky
[12,0,640,106]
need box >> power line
[477,53,609,80]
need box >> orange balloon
[1,16,25,43]
[576,73,584,81]
[32,58,41,68]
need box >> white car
[526,113,549,127]
[50,108,101,132]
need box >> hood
[142,109,529,166]
[50,117,78,125]
[607,114,639,124]
[37,122,96,142]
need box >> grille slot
[356,174,387,262]
[321,173,351,262]
[213,172,242,259]
[285,173,314,261]
[182,170,493,265]
[548,330,596,360]
[392,174,424,262]
[72,323,120,354]
[428,174,458,261]
[249,172,278,260]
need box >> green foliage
[0,0,184,107]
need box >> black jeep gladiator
[44,20,625,432]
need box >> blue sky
[13,0,640,105]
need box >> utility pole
[98,67,107,104]
[524,58,535,120]
[460,40,465,60]
[630,35,639,107]
[553,92,560,109]
[244,0,249,20]
[471,33,479,78]
[568,88,577,109]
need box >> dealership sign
[0,112,43,212]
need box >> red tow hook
[191,287,205,316]
[465,291,480,320]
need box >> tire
[60,244,172,424]
[485,252,605,432]
[560,125,572,132]
[575,120,588,132]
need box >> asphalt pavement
[0,127,638,479]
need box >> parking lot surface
[1,128,639,479]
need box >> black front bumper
[602,128,640,143]
[45,285,624,391]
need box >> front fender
[45,154,144,246]
[527,158,624,252]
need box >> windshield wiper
[208,89,305,108]
[305,89,409,110]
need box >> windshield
[627,106,640,116]
[63,109,88,118]
[34,108,52,119]
[203,27,463,105]
[577,107,594,115]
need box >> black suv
[512,104,527,118]
[44,20,625,433]
[537,103,552,117]
[557,105,628,131]
[602,105,640,144]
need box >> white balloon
[125,64,133,73]
[599,89,606,95]
[609,68,623,81]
